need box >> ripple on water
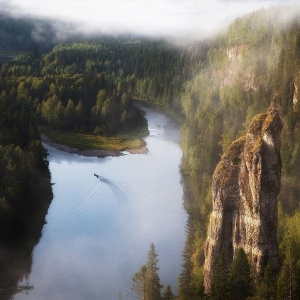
[16,108,188,300]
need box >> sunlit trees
[254,264,277,300]
[65,99,76,129]
[178,226,195,299]
[131,243,162,300]
[210,250,231,300]
[2,9,300,298]
[131,265,147,300]
[145,243,162,300]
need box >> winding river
[15,106,188,300]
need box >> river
[15,106,188,300]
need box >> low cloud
[3,0,298,39]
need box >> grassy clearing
[40,127,146,151]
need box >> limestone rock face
[203,106,282,292]
[293,81,299,107]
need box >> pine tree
[162,284,175,300]
[131,265,147,300]
[178,226,195,299]
[277,259,291,300]
[230,248,253,299]
[145,243,162,300]
[210,250,231,300]
[255,263,276,300]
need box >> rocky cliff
[203,106,282,292]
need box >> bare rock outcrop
[293,80,299,107]
[203,106,282,292]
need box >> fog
[3,0,297,39]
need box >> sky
[2,0,298,38]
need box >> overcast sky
[2,0,298,38]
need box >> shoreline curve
[41,134,148,158]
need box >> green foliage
[178,221,204,299]
[0,90,51,239]
[132,265,147,300]
[1,6,300,299]
[0,82,53,298]
[210,250,231,300]
[145,243,162,300]
[277,212,300,299]
[162,285,175,300]
[132,243,162,300]
[252,264,277,300]
[1,42,151,135]
[40,126,145,152]
[230,248,253,300]
[277,259,292,300]
[178,7,300,299]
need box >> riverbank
[133,98,185,126]
[41,132,148,158]
[22,105,186,300]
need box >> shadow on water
[0,176,53,300]
[0,249,33,299]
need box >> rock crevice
[204,106,282,292]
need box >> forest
[1,5,300,299]
[0,86,53,298]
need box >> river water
[15,107,188,300]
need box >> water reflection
[0,248,33,300]
[14,107,187,300]
[0,182,52,300]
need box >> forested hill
[1,5,300,298]
[178,7,300,298]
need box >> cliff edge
[203,106,282,292]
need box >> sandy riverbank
[41,134,148,158]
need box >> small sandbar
[41,134,148,157]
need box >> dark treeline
[0,13,54,299]
[0,90,52,298]
[0,12,62,51]
[1,5,300,299]
[0,90,52,239]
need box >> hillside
[178,7,300,298]
[0,5,300,298]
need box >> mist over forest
[1,1,300,299]
[2,0,297,39]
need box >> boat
[94,173,107,182]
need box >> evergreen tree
[277,259,291,300]
[210,250,231,300]
[145,243,162,300]
[162,284,175,300]
[131,265,147,300]
[64,99,76,129]
[254,263,276,300]
[230,248,253,299]
[178,225,195,299]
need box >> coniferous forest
[1,5,300,299]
